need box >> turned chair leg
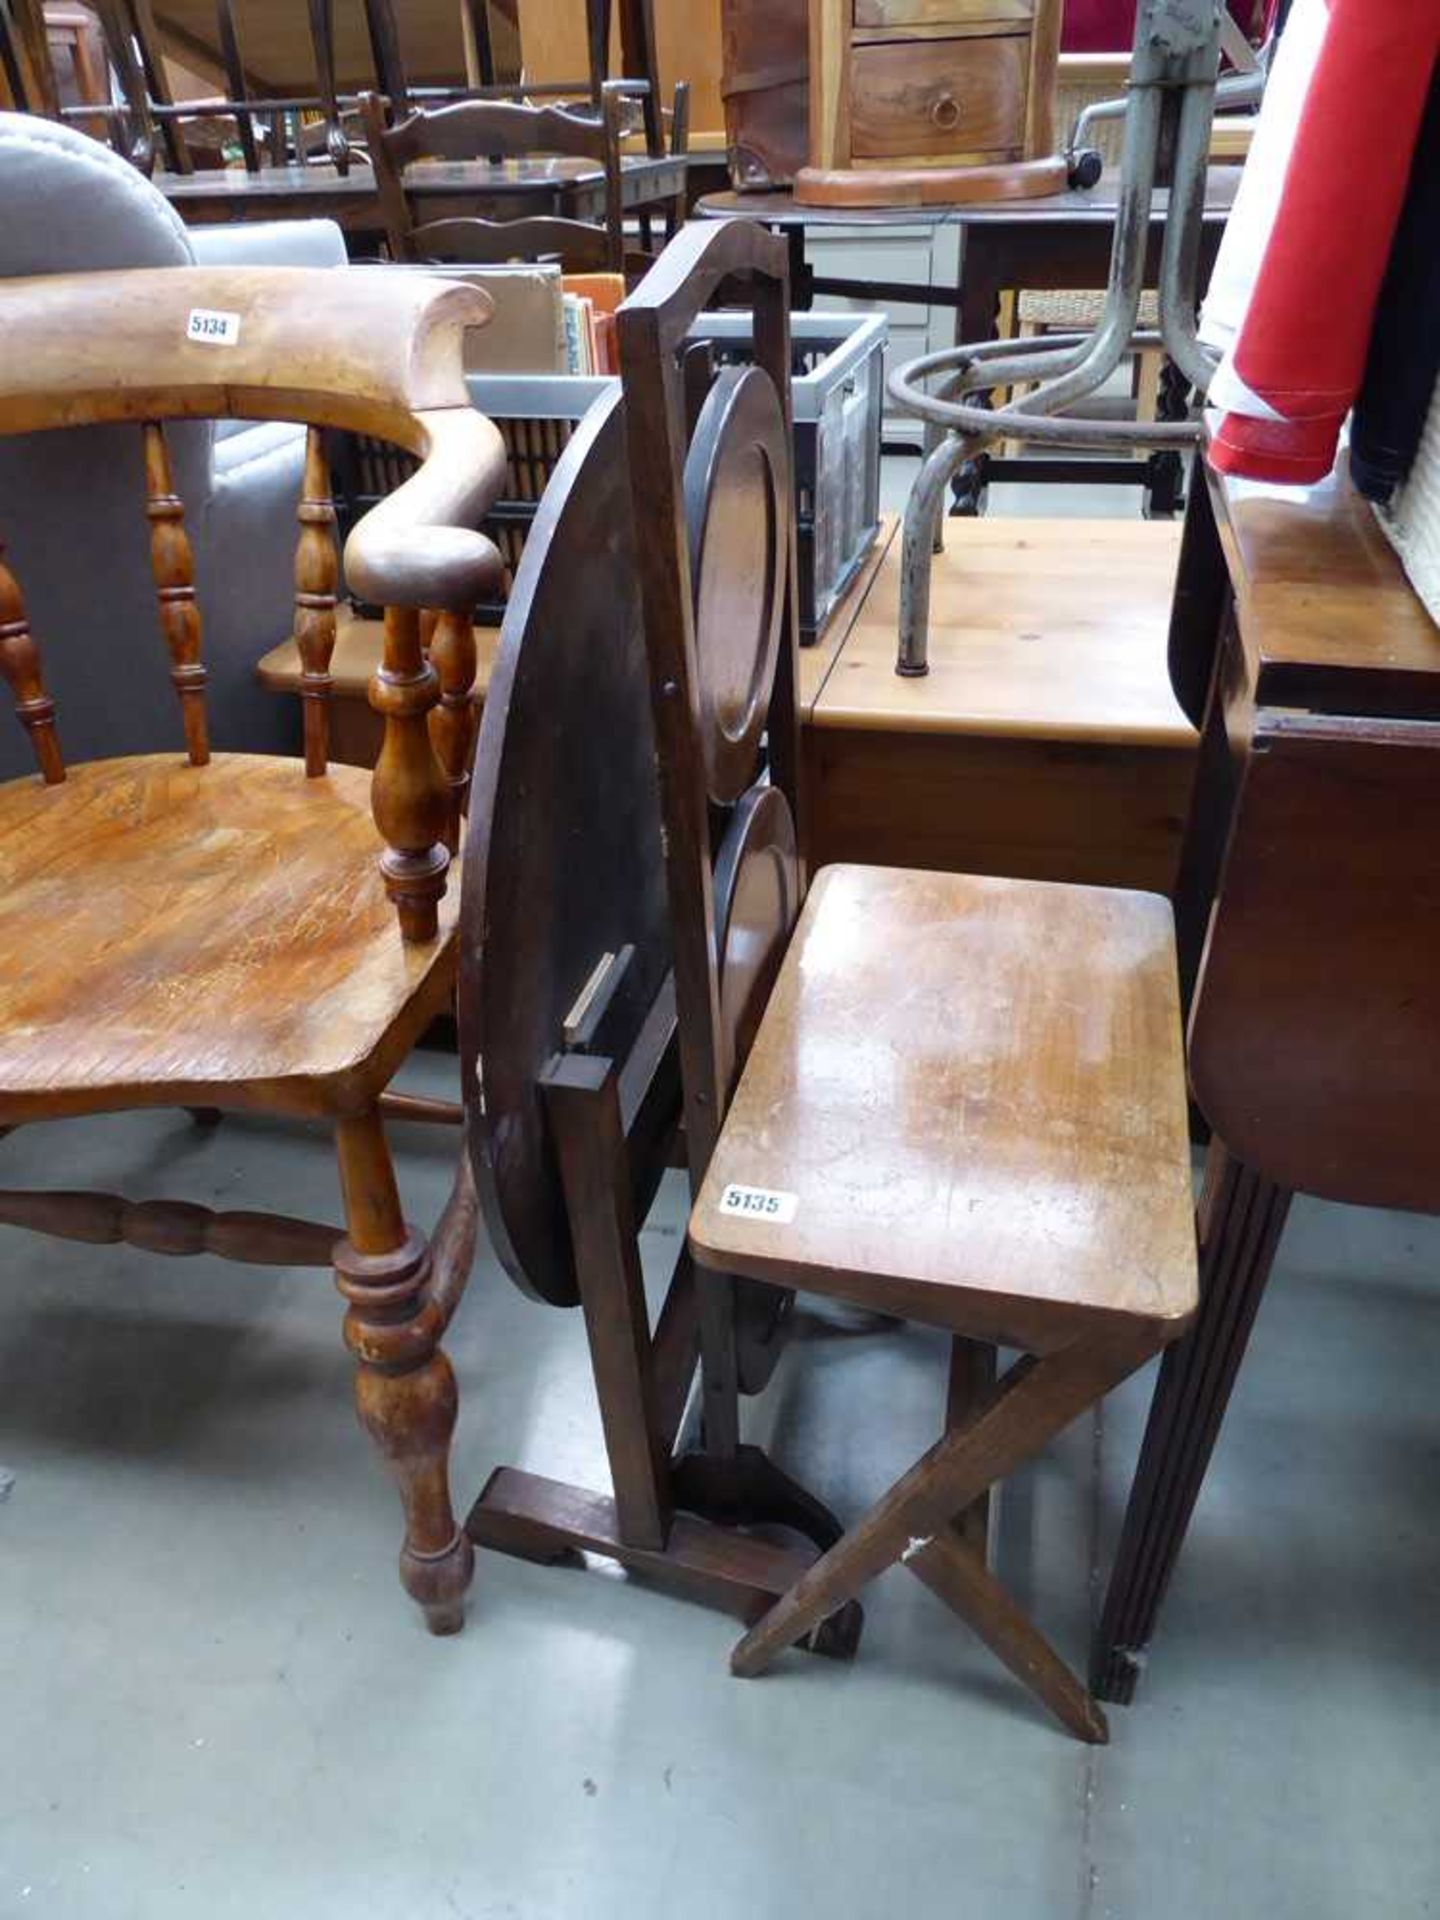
[332,1108,474,1633]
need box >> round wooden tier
[794,154,1070,209]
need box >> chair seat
[691,864,1198,1347]
[1018,287,1160,330]
[0,753,459,1120]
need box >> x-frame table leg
[730,1325,1161,1738]
[907,1526,1108,1742]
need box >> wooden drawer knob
[930,91,961,132]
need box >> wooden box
[800,0,1069,207]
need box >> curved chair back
[0,115,361,769]
[0,265,505,940]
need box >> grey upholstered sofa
[0,113,348,776]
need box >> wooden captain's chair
[619,222,1200,1741]
[0,265,506,1633]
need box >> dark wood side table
[1093,461,1440,1703]
[698,169,1239,513]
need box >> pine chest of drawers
[799,0,1068,206]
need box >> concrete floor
[3,470,1438,1917]
[1,1045,1437,1919]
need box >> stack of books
[560,274,624,375]
[420,263,625,375]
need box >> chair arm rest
[343,406,506,945]
[343,409,504,613]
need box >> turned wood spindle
[427,608,477,852]
[142,421,209,766]
[293,426,339,777]
[0,542,64,784]
[370,604,451,941]
[0,1186,340,1266]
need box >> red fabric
[1062,1,1274,55]
[1062,0,1137,52]
[1208,1,1440,485]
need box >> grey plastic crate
[333,310,886,645]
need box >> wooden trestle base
[461,1048,863,1661]
[466,1462,863,1657]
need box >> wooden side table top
[157,151,688,225]
[694,860,1196,1335]
[1212,466,1440,719]
[698,166,1241,229]
[811,516,1191,748]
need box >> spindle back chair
[83,0,668,181]
[96,0,464,178]
[83,0,343,176]
[0,264,507,1633]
